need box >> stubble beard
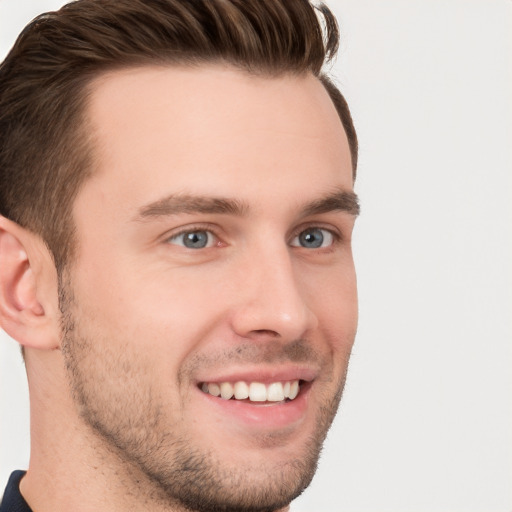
[58,278,349,512]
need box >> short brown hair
[0,0,358,270]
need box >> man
[0,1,359,511]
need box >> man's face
[62,65,358,512]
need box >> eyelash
[165,223,222,248]
[164,223,342,249]
[291,223,344,250]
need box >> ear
[0,216,60,350]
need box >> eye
[291,228,335,249]
[168,229,216,249]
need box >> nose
[230,244,318,342]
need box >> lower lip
[197,382,311,430]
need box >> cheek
[72,263,227,365]
[302,262,358,346]
[298,260,357,310]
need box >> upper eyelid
[163,223,220,241]
[289,227,341,250]
[160,221,343,245]
[289,223,343,242]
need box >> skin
[0,65,358,512]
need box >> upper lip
[195,364,319,385]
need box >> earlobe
[0,216,60,350]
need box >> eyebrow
[137,194,249,219]
[135,189,359,221]
[301,190,360,217]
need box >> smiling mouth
[200,380,304,403]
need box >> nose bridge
[231,239,317,340]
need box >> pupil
[184,231,208,248]
[300,229,323,248]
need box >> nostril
[251,329,280,338]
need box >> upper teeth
[201,380,300,402]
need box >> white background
[1,1,511,511]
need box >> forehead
[81,65,353,214]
